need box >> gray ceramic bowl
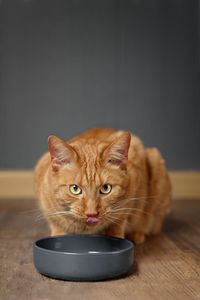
[33,234,134,281]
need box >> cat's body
[35,128,171,243]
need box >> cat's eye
[69,184,82,195]
[100,184,112,194]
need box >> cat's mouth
[86,216,99,225]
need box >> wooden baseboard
[0,171,34,199]
[169,171,200,199]
[0,170,200,199]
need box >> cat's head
[47,131,131,228]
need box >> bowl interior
[35,234,133,254]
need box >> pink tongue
[86,216,99,224]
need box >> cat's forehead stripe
[84,144,98,183]
[77,144,99,184]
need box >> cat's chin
[86,223,100,228]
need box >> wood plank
[0,199,200,300]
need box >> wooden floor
[0,199,200,300]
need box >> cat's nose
[85,213,99,218]
[85,213,99,225]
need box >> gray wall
[0,0,199,170]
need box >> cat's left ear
[102,132,131,169]
[48,135,77,171]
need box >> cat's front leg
[104,220,126,239]
[50,223,65,236]
[128,231,146,244]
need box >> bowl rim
[34,234,134,256]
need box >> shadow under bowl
[33,234,134,281]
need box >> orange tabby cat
[35,128,171,243]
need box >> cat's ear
[102,132,131,169]
[48,135,77,171]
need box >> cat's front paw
[104,226,125,239]
[110,232,125,239]
[50,226,65,236]
[129,232,145,244]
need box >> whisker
[110,212,140,218]
[110,197,151,209]
[114,195,157,204]
[109,195,158,211]
[107,214,122,221]
[111,209,153,216]
[110,207,137,212]
[107,219,120,226]
[18,208,42,215]
[36,211,73,221]
[45,211,72,216]
[105,216,121,226]
[34,218,48,224]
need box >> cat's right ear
[48,135,77,171]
